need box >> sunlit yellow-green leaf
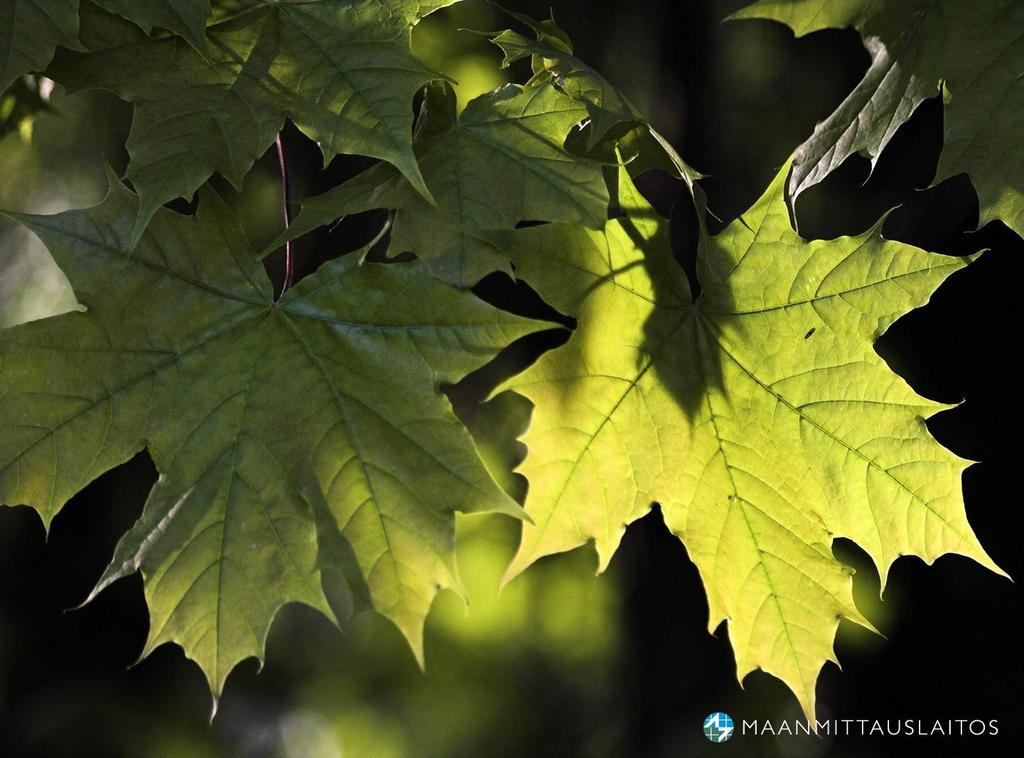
[499,164,1004,720]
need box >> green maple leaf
[486,7,642,148]
[92,0,212,50]
[498,164,1004,719]
[266,79,607,287]
[48,0,459,242]
[0,0,78,92]
[482,8,703,192]
[483,9,702,194]
[732,0,1024,237]
[398,79,607,231]
[0,176,539,706]
[264,10,704,289]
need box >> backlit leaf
[0,176,540,705]
[49,0,458,241]
[733,0,1024,236]
[499,164,1003,720]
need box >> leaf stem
[275,133,293,296]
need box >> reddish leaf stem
[275,133,293,295]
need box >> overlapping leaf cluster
[0,0,1013,719]
[733,0,1024,236]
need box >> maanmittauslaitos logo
[698,714,1000,742]
[703,712,735,743]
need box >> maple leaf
[0,175,540,708]
[265,79,608,287]
[483,8,702,190]
[486,7,642,148]
[265,7,699,289]
[92,0,212,50]
[47,0,460,242]
[732,0,1024,237]
[498,164,1005,720]
[0,0,78,92]
[263,12,704,289]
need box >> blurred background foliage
[1,1,1021,757]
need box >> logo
[703,712,735,743]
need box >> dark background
[1,1,1021,756]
